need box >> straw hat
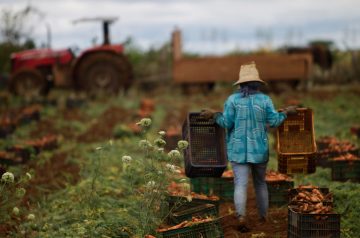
[234,61,266,85]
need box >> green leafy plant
[0,170,34,233]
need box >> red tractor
[9,17,133,96]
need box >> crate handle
[291,157,305,160]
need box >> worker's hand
[282,105,298,115]
[200,108,217,119]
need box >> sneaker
[237,216,250,233]
[259,216,267,224]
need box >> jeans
[231,161,268,218]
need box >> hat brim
[233,78,267,86]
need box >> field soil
[220,180,287,238]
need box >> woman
[201,62,296,232]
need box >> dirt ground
[77,106,134,143]
[24,152,80,202]
[220,182,287,238]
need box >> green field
[1,85,360,237]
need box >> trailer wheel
[10,68,49,97]
[75,53,131,95]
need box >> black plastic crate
[159,219,224,238]
[190,177,234,202]
[315,152,332,168]
[169,203,218,225]
[331,160,360,182]
[288,207,340,238]
[267,180,294,207]
[182,113,227,178]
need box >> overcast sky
[1,0,360,54]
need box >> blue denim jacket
[215,92,286,164]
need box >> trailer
[171,29,313,92]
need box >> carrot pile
[317,136,338,146]
[137,98,155,118]
[328,141,357,152]
[157,217,214,232]
[319,138,357,153]
[222,170,234,177]
[333,153,360,161]
[265,170,292,182]
[0,149,26,163]
[223,170,293,182]
[0,116,14,127]
[25,134,58,151]
[167,181,219,201]
[290,185,333,214]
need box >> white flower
[27,214,35,220]
[166,163,177,173]
[139,140,152,150]
[26,172,32,180]
[186,194,192,202]
[136,118,152,128]
[146,181,156,189]
[177,140,189,150]
[168,150,181,160]
[1,172,14,183]
[109,140,113,146]
[179,178,187,183]
[154,138,166,147]
[95,146,103,151]
[157,170,163,175]
[12,207,20,216]
[158,131,166,136]
[121,155,132,163]
[15,188,26,198]
[157,148,164,153]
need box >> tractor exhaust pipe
[103,21,110,45]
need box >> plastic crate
[168,195,220,213]
[169,204,218,225]
[190,177,234,202]
[267,180,294,207]
[331,160,360,182]
[182,113,227,178]
[315,152,332,168]
[159,219,224,238]
[288,207,340,238]
[277,108,317,175]
[278,154,316,175]
[288,188,333,206]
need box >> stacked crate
[157,112,227,237]
[331,154,360,182]
[316,136,359,168]
[266,171,294,207]
[190,176,234,202]
[277,108,317,175]
[287,186,340,238]
[162,194,223,237]
[158,218,224,238]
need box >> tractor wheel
[75,53,132,95]
[10,68,49,97]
